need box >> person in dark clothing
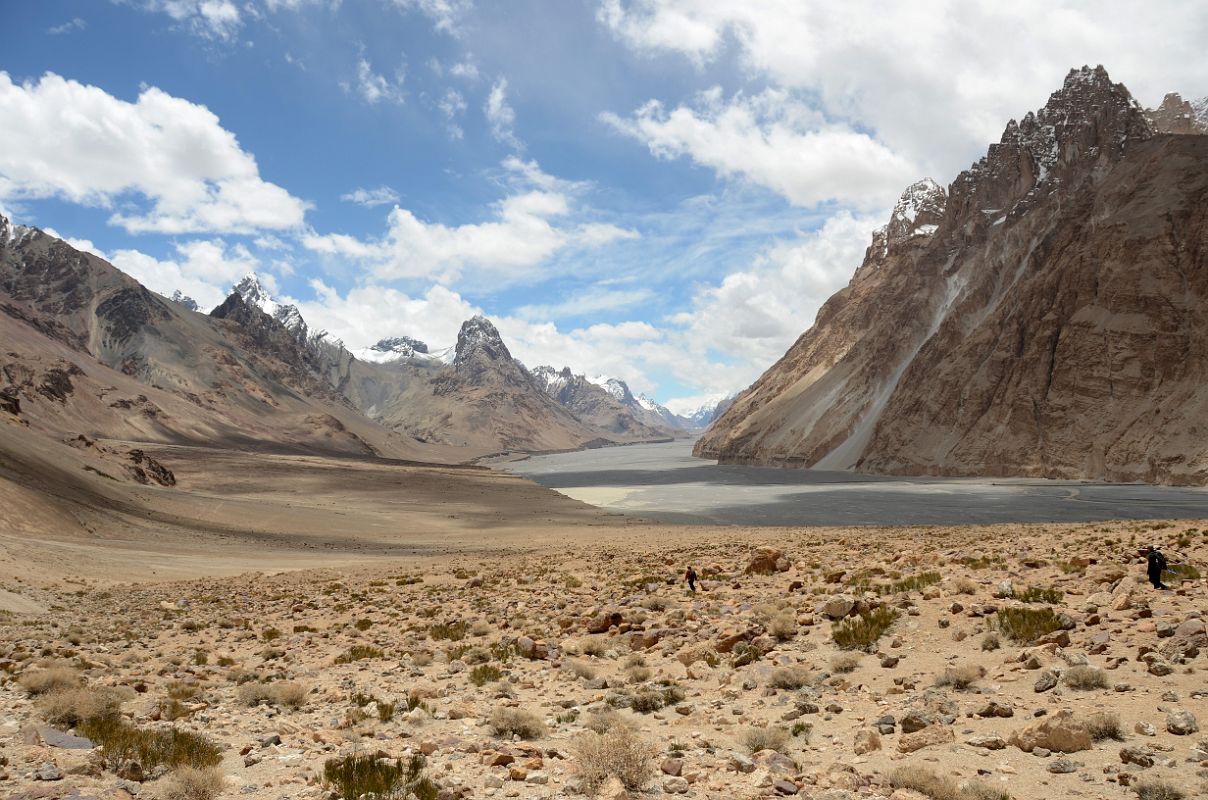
[684,566,698,593]
[1147,545,1168,589]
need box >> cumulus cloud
[603,88,916,209]
[485,78,521,149]
[600,0,1208,181]
[340,186,401,207]
[303,158,637,284]
[110,239,260,310]
[0,72,308,235]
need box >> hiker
[684,565,698,593]
[1146,545,1168,590]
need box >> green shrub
[78,716,221,771]
[322,753,436,800]
[354,619,374,631]
[994,607,1066,644]
[832,607,899,650]
[335,646,384,664]
[469,665,503,687]
[429,621,468,641]
[1013,586,1063,604]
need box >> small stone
[663,777,689,794]
[1034,672,1058,692]
[1047,758,1077,774]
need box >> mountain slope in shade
[698,66,1208,485]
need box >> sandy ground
[3,439,1208,800]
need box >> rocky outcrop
[532,366,674,439]
[698,66,1208,485]
[1146,92,1208,134]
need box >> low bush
[158,766,225,800]
[1084,711,1124,741]
[935,664,984,691]
[740,726,790,754]
[37,686,129,727]
[830,653,861,674]
[19,667,80,696]
[1013,586,1063,604]
[489,706,547,739]
[571,726,654,794]
[768,611,797,641]
[832,607,899,651]
[322,753,437,800]
[1134,780,1185,800]
[1063,665,1108,690]
[335,646,384,665]
[428,621,468,642]
[78,716,221,772]
[769,666,811,690]
[469,664,503,687]
[994,606,1066,644]
[889,765,1009,800]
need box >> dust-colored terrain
[2,442,1208,800]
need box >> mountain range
[698,67,1208,486]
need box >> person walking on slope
[683,565,698,593]
[1146,545,1168,590]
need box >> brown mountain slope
[0,219,452,462]
[698,66,1208,485]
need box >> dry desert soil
[2,445,1208,800]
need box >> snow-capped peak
[231,272,309,338]
[170,290,200,311]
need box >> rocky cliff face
[698,66,1208,485]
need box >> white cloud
[340,186,401,207]
[0,72,308,235]
[672,210,879,377]
[296,281,479,351]
[604,88,916,209]
[438,88,468,139]
[303,158,637,284]
[600,1,1208,183]
[389,0,472,34]
[449,60,480,81]
[132,0,242,40]
[516,285,654,321]
[485,78,521,150]
[355,58,404,105]
[47,17,88,35]
[111,239,260,310]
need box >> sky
[1,1,1206,412]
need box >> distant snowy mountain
[353,335,453,365]
[231,273,333,348]
[169,290,199,311]
[664,394,736,430]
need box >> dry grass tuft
[157,766,225,800]
[935,664,985,690]
[890,765,1009,800]
[1133,780,1185,800]
[236,681,308,709]
[832,606,899,650]
[490,706,548,739]
[830,653,861,673]
[1084,711,1125,741]
[768,665,811,690]
[740,726,791,754]
[994,606,1065,644]
[37,686,131,727]
[768,611,797,641]
[1063,665,1108,690]
[19,667,81,696]
[571,726,654,794]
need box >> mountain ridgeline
[698,66,1208,486]
[0,236,689,481]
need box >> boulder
[1166,709,1198,735]
[746,547,790,575]
[897,725,954,753]
[1008,710,1092,753]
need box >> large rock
[1008,710,1093,753]
[897,725,954,753]
[745,547,790,575]
[1167,709,1199,735]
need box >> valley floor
[2,440,1208,800]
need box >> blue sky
[2,1,1206,409]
